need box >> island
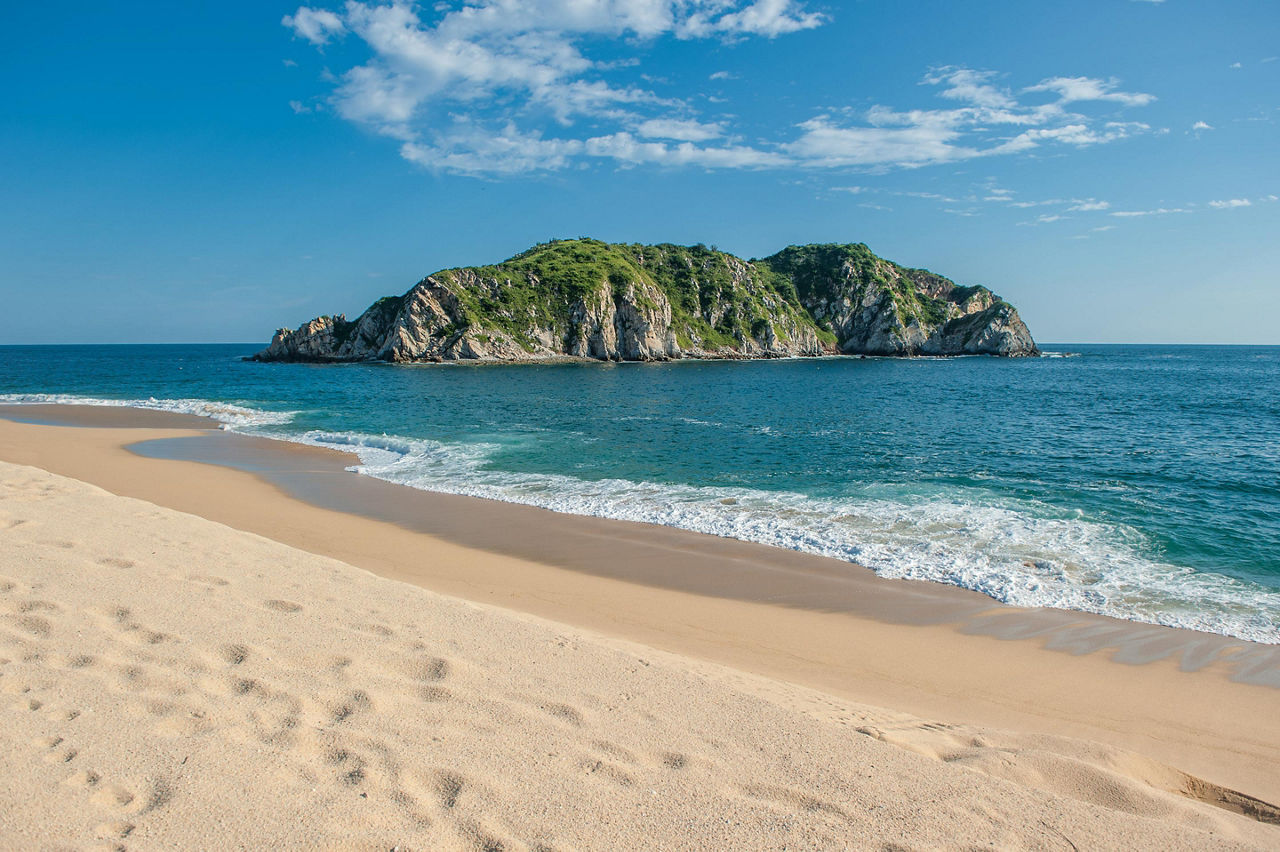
[253,238,1039,363]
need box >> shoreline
[1,403,1279,808]
[5,459,1276,847]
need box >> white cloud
[708,0,824,37]
[1024,76,1155,107]
[400,124,585,175]
[1110,208,1189,217]
[289,100,313,114]
[1092,225,1116,232]
[284,0,819,169]
[992,121,1149,154]
[1209,198,1251,209]
[895,190,957,201]
[585,132,789,168]
[282,7,345,45]
[1069,200,1110,211]
[635,118,725,141]
[285,6,1159,177]
[709,70,736,80]
[1192,120,1213,131]
[784,115,974,168]
[923,67,1016,109]
[1230,62,1243,69]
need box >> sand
[0,409,1278,848]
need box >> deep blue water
[3,343,1278,643]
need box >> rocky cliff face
[254,239,1037,363]
[760,244,1037,357]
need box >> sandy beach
[1,407,1278,849]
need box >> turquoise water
[3,343,1278,643]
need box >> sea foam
[288,426,1279,645]
[4,393,1276,645]
[0,393,296,428]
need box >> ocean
[2,343,1277,644]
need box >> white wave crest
[0,393,295,428]
[285,428,1279,645]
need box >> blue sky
[3,0,1277,344]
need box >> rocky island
[253,239,1038,363]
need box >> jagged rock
[253,239,1038,364]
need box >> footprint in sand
[91,785,136,811]
[17,599,60,615]
[325,748,367,787]
[404,656,450,683]
[263,599,302,613]
[99,606,169,646]
[538,701,584,727]
[11,614,51,637]
[329,690,373,724]
[419,685,452,702]
[34,735,78,764]
[64,769,101,788]
[219,643,250,665]
[94,821,135,841]
[435,771,465,809]
[187,575,229,587]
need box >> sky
[2,0,1278,345]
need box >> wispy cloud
[282,7,345,45]
[1191,120,1213,131]
[1209,198,1251,209]
[1110,207,1190,217]
[1023,77,1155,107]
[635,118,725,142]
[283,6,1158,176]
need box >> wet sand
[1,404,1278,812]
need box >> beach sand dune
[1,461,1276,850]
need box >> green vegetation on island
[257,238,1039,363]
